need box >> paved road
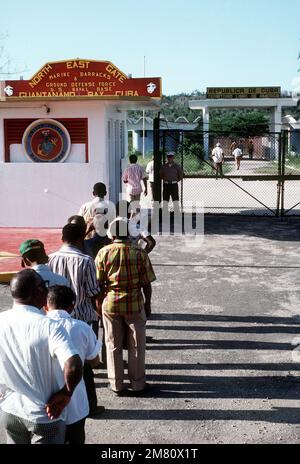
[0,217,300,444]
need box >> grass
[253,157,300,175]
[253,162,280,175]
[136,154,231,176]
[183,161,231,176]
[284,156,300,174]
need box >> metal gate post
[276,132,282,217]
[180,131,184,212]
[280,131,287,219]
[153,114,161,204]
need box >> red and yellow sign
[1,59,162,101]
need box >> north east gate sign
[1,59,162,100]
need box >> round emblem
[22,119,71,162]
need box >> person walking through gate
[122,154,148,204]
[159,152,183,213]
[230,141,237,155]
[233,145,243,171]
[248,139,254,160]
[211,143,224,179]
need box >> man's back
[233,147,242,157]
[49,246,99,322]
[122,164,145,195]
[0,305,76,423]
[47,310,100,424]
[212,147,223,163]
[96,241,156,315]
[33,263,69,287]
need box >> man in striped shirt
[95,218,156,395]
[48,223,101,415]
[48,224,100,328]
[122,154,148,203]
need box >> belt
[164,181,177,185]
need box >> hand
[144,188,148,197]
[85,218,95,236]
[45,388,72,420]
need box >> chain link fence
[155,129,300,216]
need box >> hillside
[128,91,205,122]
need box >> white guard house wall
[0,59,161,227]
[0,101,116,227]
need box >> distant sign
[206,87,281,99]
[0,59,162,101]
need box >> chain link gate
[153,122,300,216]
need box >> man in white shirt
[78,183,110,225]
[19,239,69,287]
[211,143,224,179]
[122,154,147,203]
[0,269,82,444]
[78,183,114,257]
[46,285,101,444]
[233,146,243,171]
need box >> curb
[0,272,17,284]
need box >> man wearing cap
[211,143,224,179]
[159,152,183,212]
[20,239,69,287]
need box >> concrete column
[132,130,138,151]
[202,107,210,159]
[270,106,281,160]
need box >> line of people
[0,185,157,444]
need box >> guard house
[189,87,298,157]
[0,59,161,227]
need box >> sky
[0,0,300,95]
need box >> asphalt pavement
[0,216,300,444]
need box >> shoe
[107,385,127,396]
[128,383,152,396]
[88,405,105,418]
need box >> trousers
[103,309,147,392]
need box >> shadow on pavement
[89,407,300,424]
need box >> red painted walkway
[0,228,61,274]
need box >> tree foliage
[209,110,270,136]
